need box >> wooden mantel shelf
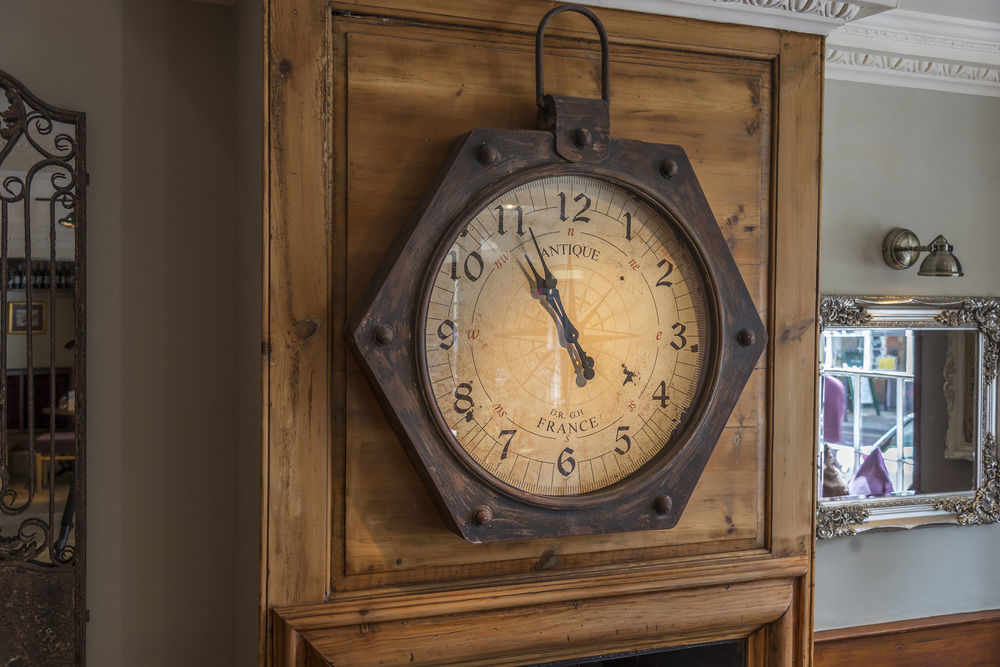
[275,554,808,665]
[280,552,809,629]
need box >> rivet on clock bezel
[374,324,394,346]
[660,159,679,179]
[472,504,494,526]
[653,494,673,515]
[477,143,501,166]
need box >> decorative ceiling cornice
[579,1,1000,96]
[580,0,897,36]
[827,10,1000,96]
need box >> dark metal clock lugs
[347,4,766,543]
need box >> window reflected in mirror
[820,328,975,500]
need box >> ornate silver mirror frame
[816,296,999,539]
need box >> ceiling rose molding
[579,0,897,36]
[827,10,1000,96]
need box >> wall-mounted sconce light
[882,227,963,277]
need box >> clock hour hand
[524,253,548,295]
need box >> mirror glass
[0,101,79,564]
[820,328,975,499]
[0,69,85,662]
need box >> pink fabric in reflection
[823,376,846,443]
[849,446,894,497]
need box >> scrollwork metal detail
[0,82,76,165]
[935,298,1000,384]
[0,85,26,142]
[0,518,49,561]
[820,296,872,327]
[816,504,871,539]
[934,434,1000,525]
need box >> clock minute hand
[524,228,596,381]
[525,254,589,378]
[529,228,557,289]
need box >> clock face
[420,174,711,498]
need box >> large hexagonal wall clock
[346,5,766,543]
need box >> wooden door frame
[261,1,822,664]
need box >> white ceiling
[897,0,1000,23]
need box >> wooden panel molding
[341,23,773,578]
[815,610,1000,667]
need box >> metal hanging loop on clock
[535,4,610,109]
[534,4,612,163]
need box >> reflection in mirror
[0,69,85,662]
[821,329,974,499]
[816,297,999,539]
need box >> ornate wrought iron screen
[0,70,86,664]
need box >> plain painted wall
[816,80,1000,630]
[0,1,261,664]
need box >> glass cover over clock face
[421,174,710,498]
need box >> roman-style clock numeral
[671,321,687,350]
[557,447,576,477]
[437,319,456,350]
[652,381,670,408]
[614,426,632,455]
[495,204,524,236]
[449,249,484,281]
[656,258,674,287]
[557,191,591,223]
[624,211,632,240]
[499,429,517,460]
[453,383,475,421]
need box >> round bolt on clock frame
[347,4,766,543]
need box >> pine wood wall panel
[341,23,773,579]
[263,1,822,664]
[263,0,333,649]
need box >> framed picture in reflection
[8,301,46,334]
